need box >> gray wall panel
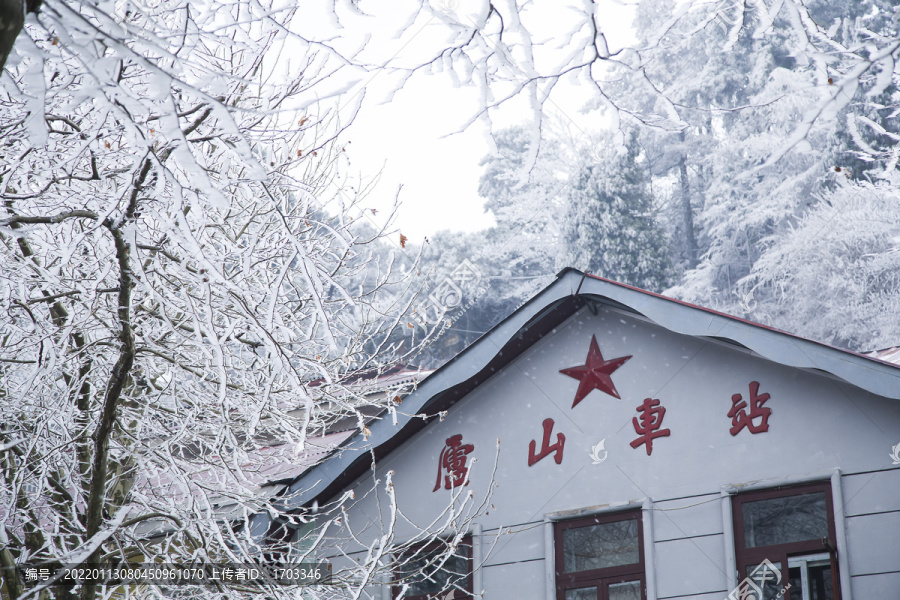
[850,571,900,599]
[481,521,545,567]
[652,495,723,542]
[653,534,728,599]
[845,511,900,576]
[843,468,900,516]
[657,591,729,600]
[482,558,545,600]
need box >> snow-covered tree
[406,128,564,365]
[396,0,900,350]
[630,0,900,350]
[733,178,900,351]
[413,124,675,365]
[373,0,900,167]
[560,130,673,292]
[0,2,473,600]
[474,128,562,301]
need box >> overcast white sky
[315,1,639,240]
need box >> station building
[281,269,900,600]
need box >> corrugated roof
[866,346,900,366]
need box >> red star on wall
[560,335,632,408]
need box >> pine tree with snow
[561,131,673,292]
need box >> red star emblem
[560,335,632,408]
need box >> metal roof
[866,346,900,366]
[280,268,900,511]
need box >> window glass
[608,580,641,600]
[396,543,470,597]
[562,518,640,572]
[744,560,785,600]
[788,554,834,600]
[288,521,317,561]
[742,492,828,547]
[564,587,597,600]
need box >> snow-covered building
[281,269,900,600]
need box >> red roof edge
[557,268,900,371]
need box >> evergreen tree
[561,131,674,292]
[477,127,564,283]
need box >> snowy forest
[411,0,900,364]
[0,0,898,599]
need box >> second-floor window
[393,537,473,600]
[732,482,840,600]
[554,511,645,600]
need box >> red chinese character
[528,418,566,466]
[728,381,772,436]
[433,434,474,492]
[630,398,671,456]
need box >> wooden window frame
[554,510,646,600]
[731,481,841,600]
[392,536,473,600]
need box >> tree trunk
[0,0,42,71]
[678,131,699,268]
[0,0,24,71]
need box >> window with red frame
[392,536,473,600]
[732,482,841,600]
[554,511,645,600]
